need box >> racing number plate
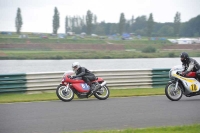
[190,84,198,92]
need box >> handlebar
[176,71,183,76]
[67,75,73,79]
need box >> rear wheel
[165,82,183,101]
[94,85,110,100]
[56,85,74,102]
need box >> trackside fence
[0,69,170,93]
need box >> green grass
[0,88,164,103]
[69,124,200,133]
[2,49,200,59]
[1,37,200,59]
[0,34,170,45]
[0,38,109,44]
[1,36,200,59]
[0,37,113,44]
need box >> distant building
[168,38,200,44]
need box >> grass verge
[69,124,200,133]
[0,88,164,103]
[2,50,200,59]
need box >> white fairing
[170,67,200,93]
[170,65,183,71]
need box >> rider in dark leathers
[71,62,101,92]
[180,52,200,78]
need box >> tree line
[15,7,200,37]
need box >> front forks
[174,80,179,91]
[64,84,69,91]
[62,84,70,96]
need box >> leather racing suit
[74,67,96,86]
[182,58,200,76]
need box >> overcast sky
[0,0,200,33]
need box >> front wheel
[165,82,183,101]
[56,85,74,102]
[94,85,110,100]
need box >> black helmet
[180,52,189,63]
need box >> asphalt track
[0,95,200,133]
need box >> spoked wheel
[56,85,74,102]
[165,82,183,101]
[94,85,110,100]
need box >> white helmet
[72,62,80,72]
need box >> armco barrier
[0,73,27,93]
[152,68,170,88]
[0,69,170,93]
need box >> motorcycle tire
[165,82,183,101]
[56,85,74,102]
[94,85,110,100]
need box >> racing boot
[90,83,96,92]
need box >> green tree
[15,8,23,34]
[132,15,147,35]
[95,23,105,35]
[135,29,146,36]
[110,23,117,35]
[147,13,154,37]
[71,16,75,31]
[119,13,126,35]
[158,25,174,36]
[180,15,200,37]
[65,16,70,33]
[73,16,82,34]
[53,7,60,34]
[93,15,98,34]
[142,46,156,53]
[86,10,93,35]
[174,12,181,37]
[125,20,132,33]
[131,15,135,25]
[94,15,97,25]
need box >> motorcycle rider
[180,52,200,78]
[71,62,101,92]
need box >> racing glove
[181,72,186,76]
[71,76,77,79]
[182,71,189,77]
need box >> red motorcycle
[56,71,110,102]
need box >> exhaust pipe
[100,81,107,87]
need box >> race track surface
[0,95,200,133]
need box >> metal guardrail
[0,69,170,93]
